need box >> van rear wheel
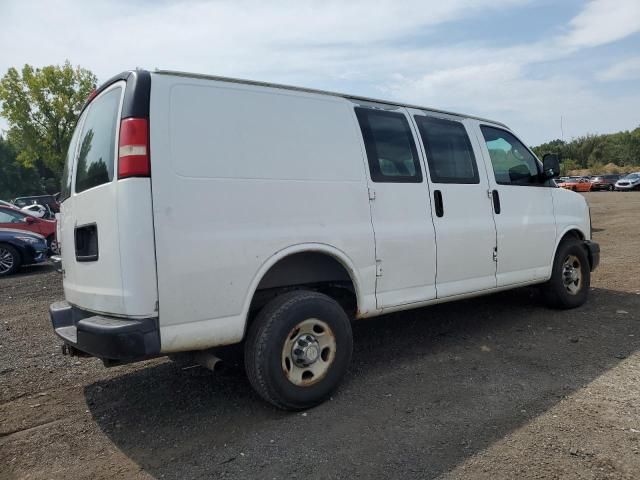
[244,290,353,410]
[541,238,590,309]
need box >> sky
[0,0,639,145]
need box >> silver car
[615,172,640,191]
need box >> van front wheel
[245,290,353,410]
[541,238,590,309]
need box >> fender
[554,225,587,252]
[239,243,368,335]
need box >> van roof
[153,69,509,128]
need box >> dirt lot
[1,192,639,480]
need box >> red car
[590,175,620,191]
[0,205,57,249]
[556,177,592,192]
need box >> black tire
[608,184,614,191]
[46,235,58,255]
[0,243,21,276]
[245,290,353,410]
[541,238,590,309]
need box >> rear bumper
[49,301,160,360]
[584,240,600,272]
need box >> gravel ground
[1,192,639,480]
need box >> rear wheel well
[247,252,358,327]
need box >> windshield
[623,173,640,180]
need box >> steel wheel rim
[282,318,336,387]
[0,247,14,274]
[562,254,582,295]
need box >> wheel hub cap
[562,254,582,295]
[282,318,336,387]
[292,334,320,366]
[565,267,578,282]
[0,248,14,273]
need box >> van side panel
[149,74,377,352]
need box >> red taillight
[118,118,150,178]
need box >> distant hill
[531,127,640,175]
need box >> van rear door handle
[492,189,501,214]
[434,190,444,217]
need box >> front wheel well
[247,252,358,327]
[560,229,585,244]
[556,229,598,270]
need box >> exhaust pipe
[194,351,224,372]
[61,344,90,357]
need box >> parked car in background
[0,200,18,209]
[0,228,48,276]
[20,203,55,219]
[12,194,60,213]
[615,173,640,191]
[589,175,620,191]
[557,176,592,192]
[0,205,57,251]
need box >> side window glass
[0,209,24,223]
[414,116,479,184]
[481,126,541,186]
[355,107,422,183]
[60,110,86,202]
[0,211,16,223]
[75,87,122,194]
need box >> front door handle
[434,190,444,217]
[492,189,501,214]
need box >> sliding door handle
[492,189,501,214]
[434,190,444,217]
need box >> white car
[21,204,48,218]
[614,172,640,191]
[50,69,599,410]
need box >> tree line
[1,62,639,200]
[532,129,640,176]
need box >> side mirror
[25,216,36,224]
[542,153,560,179]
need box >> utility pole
[560,115,564,142]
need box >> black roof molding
[82,69,151,119]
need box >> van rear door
[59,74,158,318]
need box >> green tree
[0,61,96,183]
[0,135,41,199]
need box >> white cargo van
[50,69,599,410]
